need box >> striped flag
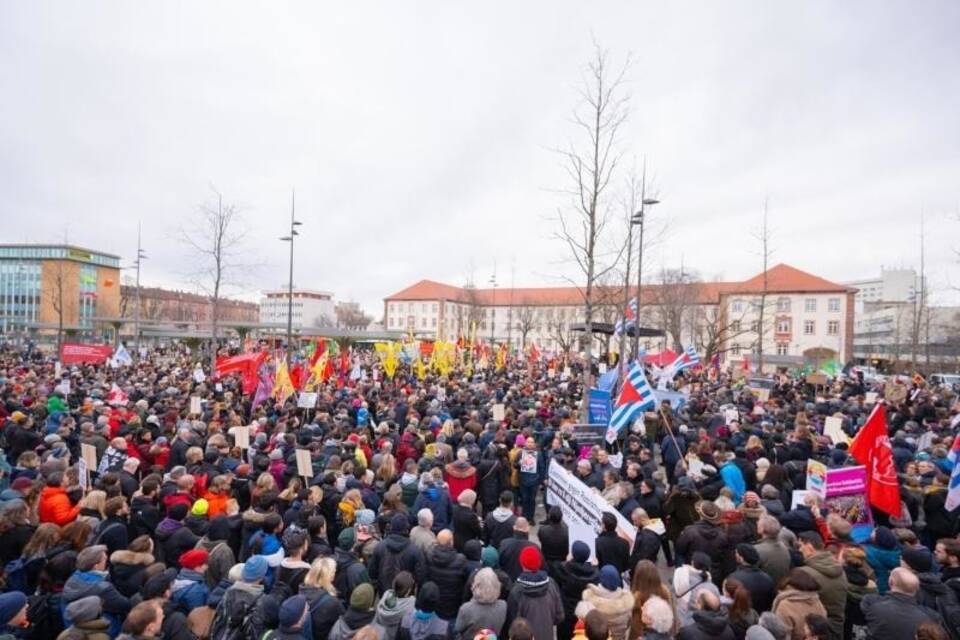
[946,435,960,511]
[614,297,638,336]
[670,345,701,374]
[606,362,656,443]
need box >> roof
[384,264,851,307]
[729,264,854,294]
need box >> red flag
[289,363,305,391]
[849,402,902,517]
[215,351,268,395]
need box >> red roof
[384,264,851,306]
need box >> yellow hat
[191,498,209,517]
[10,411,27,423]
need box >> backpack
[92,521,125,547]
[3,554,45,593]
[210,587,261,640]
[934,590,960,640]
[24,591,64,640]
[376,546,406,593]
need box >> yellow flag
[272,360,295,404]
[416,357,426,380]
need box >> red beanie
[179,549,209,570]
[519,546,542,573]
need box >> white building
[259,289,335,329]
[846,268,922,313]
[383,264,856,369]
[853,303,960,368]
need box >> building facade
[259,289,335,329]
[384,264,856,367]
[846,268,923,312]
[0,245,120,338]
[120,285,258,326]
[853,302,960,370]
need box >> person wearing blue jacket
[412,472,452,533]
[864,526,902,594]
[61,545,130,637]
[516,438,544,521]
[719,453,746,504]
[170,548,211,612]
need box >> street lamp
[134,223,147,360]
[279,190,302,368]
[489,272,497,346]
[632,185,660,359]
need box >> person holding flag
[849,401,902,519]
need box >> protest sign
[724,408,739,425]
[864,391,878,405]
[598,363,607,375]
[885,384,908,404]
[60,343,112,366]
[754,388,770,403]
[547,368,556,379]
[519,450,538,474]
[653,389,688,411]
[806,459,828,500]
[55,361,62,378]
[824,416,849,444]
[587,389,612,425]
[806,373,828,386]
[80,443,98,471]
[298,392,318,409]
[295,449,313,478]
[823,465,872,538]
[78,458,89,488]
[492,403,505,422]
[546,459,636,558]
[190,396,202,415]
[791,490,811,510]
[232,425,250,450]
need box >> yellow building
[0,244,121,339]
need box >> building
[120,285,259,326]
[259,289,335,330]
[0,244,120,339]
[383,264,856,368]
[853,303,960,370]
[334,301,373,331]
[846,268,923,312]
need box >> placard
[547,368,556,379]
[754,388,770,403]
[80,443,98,470]
[824,416,848,444]
[233,425,250,450]
[519,451,538,474]
[806,373,828,386]
[78,458,89,488]
[297,392,318,409]
[598,363,607,375]
[791,490,811,510]
[885,384,908,404]
[55,361,62,379]
[190,396,202,415]
[724,408,739,425]
[864,391,878,405]
[295,449,313,478]
[492,403,505,422]
[587,389,612,425]
[806,459,828,500]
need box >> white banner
[546,459,637,560]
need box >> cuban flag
[670,345,701,374]
[614,297,638,336]
[946,436,960,511]
[606,362,656,443]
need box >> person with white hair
[98,437,128,475]
[641,595,675,640]
[410,508,437,553]
[455,567,507,639]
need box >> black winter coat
[482,508,516,549]
[128,495,160,541]
[555,560,599,619]
[367,533,425,594]
[594,530,631,575]
[498,534,538,581]
[299,584,343,640]
[332,548,370,607]
[630,528,662,572]
[537,522,569,564]
[452,505,483,553]
[728,565,776,613]
[424,543,467,621]
[675,521,729,585]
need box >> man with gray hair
[410,508,436,553]
[754,514,790,586]
[861,567,944,640]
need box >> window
[431,317,437,327]
[432,303,438,313]
[776,343,789,356]
[828,298,840,312]
[828,320,839,335]
[732,299,743,313]
[421,317,427,327]
[804,299,817,312]
[804,320,815,335]
[731,320,741,333]
[776,319,790,334]
[776,297,791,312]
[421,303,427,313]
[731,344,741,355]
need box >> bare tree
[646,267,702,352]
[335,302,373,331]
[554,43,631,413]
[697,302,755,364]
[515,304,539,349]
[45,259,69,353]
[180,188,247,372]
[544,308,572,353]
[910,211,927,370]
[752,199,774,372]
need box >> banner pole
[658,405,688,472]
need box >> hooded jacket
[798,551,847,640]
[861,591,944,640]
[505,570,564,640]
[411,483,451,533]
[299,584,343,640]
[676,521,730,585]
[482,506,516,549]
[155,517,200,567]
[444,461,477,502]
[39,485,81,525]
[424,543,467,620]
[575,584,635,640]
[451,504,482,554]
[327,606,380,640]
[196,536,236,589]
[369,533,425,594]
[62,570,131,637]
[108,549,155,598]
[663,488,701,541]
[771,589,827,640]
[556,560,600,622]
[171,568,210,612]
[863,544,901,595]
[677,609,736,640]
[375,590,416,640]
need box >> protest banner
[546,459,636,558]
[806,373,828,386]
[824,416,849,444]
[295,449,313,478]
[823,465,872,539]
[232,425,250,450]
[653,389,688,411]
[492,403,505,422]
[297,392,318,409]
[569,424,608,459]
[587,389,612,425]
[806,459,828,500]
[60,343,113,366]
[864,391,878,405]
[190,396,202,415]
[885,384,908,404]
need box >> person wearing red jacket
[38,471,81,525]
[444,448,478,503]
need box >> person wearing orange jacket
[202,475,231,518]
[38,471,81,525]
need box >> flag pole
[658,404,688,472]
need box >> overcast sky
[2,1,959,315]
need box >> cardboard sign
[864,391,878,405]
[754,388,770,403]
[885,384,908,404]
[492,403,505,422]
[295,449,313,478]
[190,396,202,415]
[806,373,828,386]
[55,361,62,379]
[547,368,556,379]
[791,490,811,510]
[724,408,739,425]
[233,426,250,450]
[297,392,318,409]
[80,443,98,470]
[78,458,89,488]
[824,416,849,444]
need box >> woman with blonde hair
[375,453,398,492]
[78,489,107,529]
[299,556,343,639]
[338,488,364,528]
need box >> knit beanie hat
[481,546,500,568]
[65,595,102,624]
[873,526,897,550]
[169,503,189,521]
[179,549,209,570]
[736,543,760,566]
[599,565,621,591]
[278,595,308,628]
[242,556,269,582]
[390,512,410,535]
[901,545,934,573]
[416,582,439,613]
[572,541,591,563]
[338,527,357,550]
[519,546,542,573]
[350,583,375,611]
[191,498,209,516]
[0,592,27,626]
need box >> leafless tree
[180,188,248,372]
[553,43,631,412]
[544,308,573,353]
[335,302,373,331]
[647,267,702,352]
[697,301,755,364]
[752,199,775,372]
[910,211,927,370]
[45,259,68,353]
[515,304,539,350]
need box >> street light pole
[280,190,302,368]
[134,222,147,360]
[632,164,660,359]
[489,271,497,346]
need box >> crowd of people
[0,341,958,640]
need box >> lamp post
[489,272,497,346]
[134,223,147,360]
[279,190,302,368]
[632,166,660,359]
